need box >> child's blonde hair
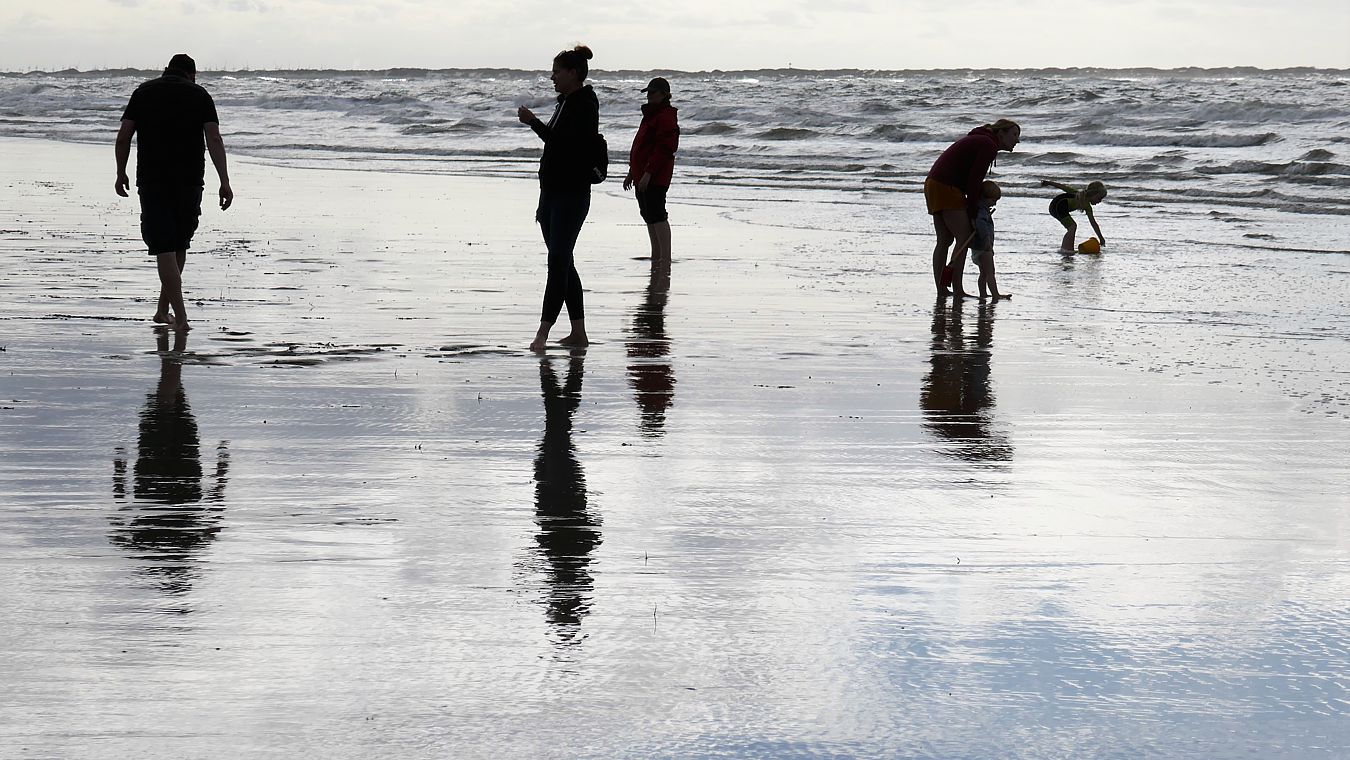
[1086,181,1107,200]
[982,180,1002,201]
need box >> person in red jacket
[623,77,679,264]
[923,119,1020,299]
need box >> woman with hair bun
[518,45,600,351]
[923,118,1020,298]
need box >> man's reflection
[111,330,228,596]
[533,353,600,643]
[919,299,1012,462]
[626,258,675,437]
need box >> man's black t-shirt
[121,73,220,187]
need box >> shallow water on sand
[2,139,1348,758]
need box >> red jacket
[926,126,999,217]
[627,101,679,188]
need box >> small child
[1041,179,1107,252]
[971,180,1009,300]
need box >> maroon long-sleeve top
[926,126,999,217]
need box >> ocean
[3,67,1348,415]
[2,71,1349,757]
[4,67,1350,225]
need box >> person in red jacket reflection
[623,77,680,264]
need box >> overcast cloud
[2,0,1347,71]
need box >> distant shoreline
[3,66,1347,78]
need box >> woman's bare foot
[529,321,552,352]
[153,312,173,324]
[173,318,191,332]
[557,319,587,347]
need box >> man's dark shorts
[635,185,669,225]
[139,184,202,255]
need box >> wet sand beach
[2,137,1348,758]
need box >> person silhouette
[517,45,600,351]
[623,76,679,263]
[626,257,675,437]
[114,53,234,331]
[918,298,1013,463]
[111,330,228,595]
[923,119,1020,299]
[532,353,600,642]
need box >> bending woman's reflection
[626,257,675,436]
[919,299,1012,462]
[533,353,600,643]
[111,330,228,595]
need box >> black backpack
[591,133,608,184]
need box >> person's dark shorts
[635,185,669,225]
[1048,193,1073,222]
[139,184,203,255]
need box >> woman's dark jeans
[536,189,590,324]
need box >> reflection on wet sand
[532,353,600,644]
[111,331,228,596]
[626,259,675,437]
[920,299,1013,462]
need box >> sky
[2,0,1348,71]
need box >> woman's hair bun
[553,45,593,79]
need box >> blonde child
[1041,179,1107,251]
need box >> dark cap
[641,77,670,94]
[165,53,196,75]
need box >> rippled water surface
[3,68,1350,224]
[2,138,1348,758]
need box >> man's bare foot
[951,290,969,300]
[153,312,173,324]
[173,318,191,332]
[557,334,589,347]
[529,337,547,352]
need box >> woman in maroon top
[624,77,679,264]
[923,119,1020,298]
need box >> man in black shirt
[115,53,233,332]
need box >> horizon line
[3,64,1348,76]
